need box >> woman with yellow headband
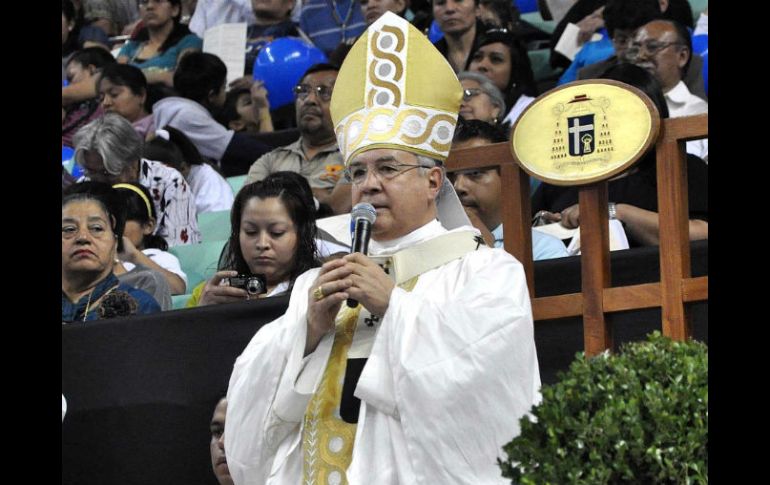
[113,182,189,295]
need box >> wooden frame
[445,113,708,356]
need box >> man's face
[360,0,405,25]
[450,137,501,230]
[349,148,442,241]
[209,398,233,485]
[627,21,689,91]
[433,0,477,37]
[295,70,337,139]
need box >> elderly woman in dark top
[62,182,161,322]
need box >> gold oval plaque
[510,80,660,186]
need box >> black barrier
[62,241,707,485]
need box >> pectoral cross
[364,314,380,327]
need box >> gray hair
[72,113,143,176]
[415,154,442,174]
[457,71,507,115]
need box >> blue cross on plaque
[567,114,595,156]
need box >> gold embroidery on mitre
[367,61,401,108]
[330,11,462,165]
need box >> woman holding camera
[189,172,321,306]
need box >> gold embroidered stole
[301,230,479,484]
[301,277,418,485]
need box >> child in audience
[217,85,273,135]
[97,63,155,139]
[112,182,189,295]
[62,47,116,147]
[143,126,235,214]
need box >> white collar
[267,280,290,296]
[664,80,691,104]
[369,220,446,255]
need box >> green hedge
[499,332,708,484]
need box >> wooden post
[501,163,534,295]
[656,119,693,341]
[579,183,612,356]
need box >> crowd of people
[62,1,708,483]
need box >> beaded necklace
[326,0,356,43]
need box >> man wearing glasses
[226,12,540,484]
[627,19,708,162]
[245,63,352,214]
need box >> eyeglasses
[138,0,170,6]
[625,41,684,59]
[293,84,334,101]
[343,161,432,185]
[462,88,484,101]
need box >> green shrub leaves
[499,332,708,484]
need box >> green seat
[168,240,227,290]
[227,175,248,195]
[528,48,562,82]
[198,209,231,242]
[688,0,708,20]
[520,12,556,35]
[171,293,192,310]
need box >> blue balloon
[253,37,328,109]
[701,51,707,96]
[428,20,444,44]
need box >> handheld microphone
[347,203,377,308]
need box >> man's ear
[677,46,690,70]
[427,166,443,200]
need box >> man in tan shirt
[245,63,352,214]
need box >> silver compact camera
[227,274,267,296]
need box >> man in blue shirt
[450,119,568,260]
[299,0,367,55]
